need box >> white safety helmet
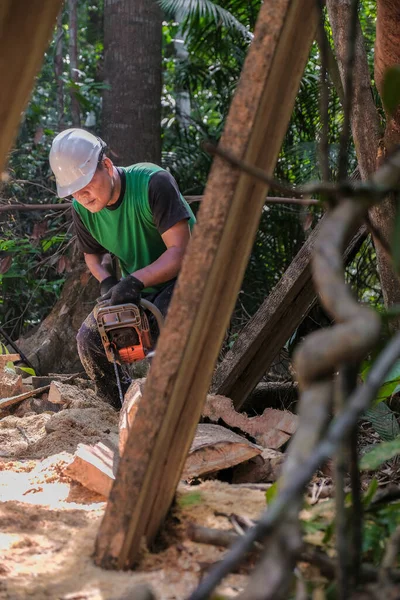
[49,128,106,198]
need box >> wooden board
[0,1,63,173]
[64,442,119,498]
[94,0,318,569]
[211,223,367,408]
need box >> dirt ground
[0,383,267,600]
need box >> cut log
[211,224,367,409]
[231,448,284,484]
[66,424,261,496]
[244,381,298,413]
[182,423,262,479]
[48,381,83,405]
[203,395,297,449]
[118,379,146,455]
[95,0,318,569]
[64,442,119,498]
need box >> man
[49,128,196,407]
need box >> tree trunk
[18,244,98,375]
[55,8,64,130]
[102,0,162,165]
[327,0,400,325]
[371,0,400,322]
[68,0,81,127]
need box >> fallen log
[211,224,367,409]
[231,448,284,484]
[65,423,262,497]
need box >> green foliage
[360,437,400,471]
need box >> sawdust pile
[0,381,267,600]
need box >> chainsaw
[94,299,164,405]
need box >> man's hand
[100,275,119,296]
[101,275,144,306]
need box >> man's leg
[76,310,131,408]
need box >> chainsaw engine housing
[94,302,152,364]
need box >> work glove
[102,274,144,306]
[99,275,119,297]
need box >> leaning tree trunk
[328,0,400,327]
[102,0,162,165]
[371,0,400,320]
[18,244,98,375]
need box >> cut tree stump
[0,354,20,365]
[211,224,367,409]
[182,423,262,479]
[94,0,318,569]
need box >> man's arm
[132,219,191,288]
[84,252,114,282]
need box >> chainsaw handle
[140,299,164,332]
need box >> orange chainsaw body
[94,302,153,365]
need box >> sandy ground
[0,384,267,600]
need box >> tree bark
[102,0,162,165]
[55,8,64,130]
[18,245,98,375]
[328,0,400,324]
[68,0,81,127]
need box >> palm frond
[158,0,253,40]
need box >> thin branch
[0,203,71,213]
[13,179,58,194]
[188,331,400,600]
[203,141,400,200]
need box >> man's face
[73,159,114,213]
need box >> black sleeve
[72,207,107,254]
[148,171,191,235]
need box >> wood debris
[203,394,298,449]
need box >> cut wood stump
[0,354,20,365]
[182,423,262,479]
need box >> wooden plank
[64,442,119,498]
[0,384,50,409]
[94,0,318,569]
[211,223,367,409]
[0,1,62,173]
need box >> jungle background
[0,0,379,346]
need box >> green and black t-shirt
[72,163,196,293]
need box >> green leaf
[17,366,36,376]
[266,482,278,505]
[382,65,400,116]
[364,403,400,441]
[360,437,400,471]
[360,359,400,405]
[362,478,378,508]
